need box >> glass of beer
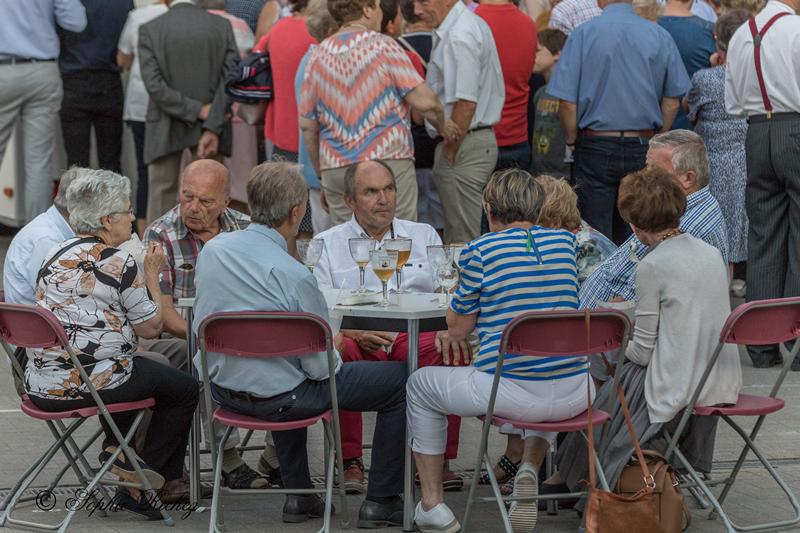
[349,238,376,293]
[370,249,399,307]
[297,239,324,273]
[384,238,412,293]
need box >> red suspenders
[748,12,790,118]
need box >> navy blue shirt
[658,15,715,130]
[58,0,133,73]
[547,2,691,131]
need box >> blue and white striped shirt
[451,227,586,381]
[579,186,728,308]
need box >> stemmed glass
[297,239,324,272]
[349,238,376,293]
[370,249,399,307]
[384,238,412,293]
[427,245,454,291]
[450,243,467,269]
[436,266,459,308]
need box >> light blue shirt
[192,224,341,398]
[0,0,86,60]
[3,205,75,305]
[295,48,320,189]
[547,2,691,131]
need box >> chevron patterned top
[298,29,424,170]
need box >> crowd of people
[1,0,799,531]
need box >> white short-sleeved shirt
[26,239,158,400]
[117,3,168,122]
[425,1,505,138]
[314,216,442,293]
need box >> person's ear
[676,170,696,191]
[223,194,231,208]
[101,214,114,232]
[344,193,357,212]
[553,51,561,62]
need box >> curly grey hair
[649,129,710,187]
[66,170,132,234]
[53,166,84,211]
[247,162,307,227]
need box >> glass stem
[359,267,365,291]
[395,269,402,292]
[382,281,389,305]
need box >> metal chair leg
[210,426,233,533]
[320,421,336,533]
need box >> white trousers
[407,366,589,455]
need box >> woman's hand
[143,242,167,278]
[435,330,472,366]
[441,119,462,143]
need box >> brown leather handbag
[616,450,691,533]
[583,310,665,533]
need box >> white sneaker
[414,501,461,533]
[509,463,538,532]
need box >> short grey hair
[715,9,750,51]
[53,166,84,211]
[343,160,396,198]
[66,170,132,234]
[247,162,307,227]
[649,130,710,187]
[483,168,546,225]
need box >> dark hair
[289,0,310,12]
[344,160,396,198]
[380,0,399,32]
[399,0,419,22]
[328,0,375,24]
[618,167,686,232]
[538,28,567,54]
[715,9,750,51]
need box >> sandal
[478,454,520,485]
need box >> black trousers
[127,120,148,219]
[60,70,124,173]
[29,357,199,481]
[212,361,407,498]
[573,136,649,245]
[744,114,800,365]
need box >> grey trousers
[744,114,800,364]
[433,128,498,244]
[0,62,62,223]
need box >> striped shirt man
[451,227,586,381]
[579,186,728,308]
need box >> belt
[468,125,492,134]
[748,112,800,124]
[579,129,655,139]
[0,57,56,66]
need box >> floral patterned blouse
[26,238,158,400]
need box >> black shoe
[358,496,403,528]
[98,449,165,490]
[537,482,578,511]
[222,463,269,489]
[750,352,783,368]
[282,494,332,523]
[113,488,162,520]
[792,355,800,372]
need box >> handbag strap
[584,309,655,493]
[397,36,429,70]
[36,237,102,284]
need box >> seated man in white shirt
[314,160,463,493]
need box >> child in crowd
[530,29,570,179]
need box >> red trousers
[340,331,461,460]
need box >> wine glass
[370,249,399,307]
[384,238,412,293]
[436,266,459,308]
[349,238,376,293]
[297,239,324,272]
[427,245,454,291]
[450,243,467,269]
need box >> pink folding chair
[0,301,173,531]
[197,311,349,533]
[462,308,632,533]
[662,297,800,532]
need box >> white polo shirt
[725,0,800,117]
[314,216,442,292]
[425,0,505,138]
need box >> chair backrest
[197,311,332,358]
[721,297,800,346]
[500,308,632,359]
[0,302,71,349]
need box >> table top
[324,289,447,320]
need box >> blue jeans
[573,137,649,245]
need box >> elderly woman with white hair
[26,170,199,516]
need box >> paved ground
[1,235,799,532]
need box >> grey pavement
[1,235,799,532]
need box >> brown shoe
[342,458,365,494]
[157,478,213,504]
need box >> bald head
[179,159,232,235]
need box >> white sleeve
[624,261,660,366]
[117,13,136,54]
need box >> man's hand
[441,119,462,143]
[198,103,212,121]
[345,330,395,353]
[435,330,472,366]
[197,131,219,158]
[442,139,459,165]
[334,332,345,354]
